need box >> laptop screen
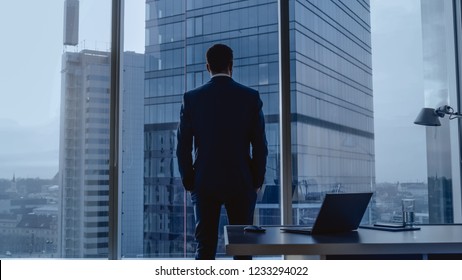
[311,192,373,234]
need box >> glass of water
[402,198,415,227]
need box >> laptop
[281,192,373,235]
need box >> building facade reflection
[144,0,374,258]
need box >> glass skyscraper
[290,0,374,222]
[143,0,373,258]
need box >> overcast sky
[0,0,143,180]
[0,0,427,183]
[370,0,428,183]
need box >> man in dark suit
[176,44,268,260]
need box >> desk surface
[224,225,462,256]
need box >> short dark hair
[206,44,233,73]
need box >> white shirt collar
[211,73,231,78]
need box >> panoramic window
[1,0,460,260]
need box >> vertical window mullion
[278,0,293,226]
[108,0,123,260]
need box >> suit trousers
[191,189,257,260]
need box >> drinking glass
[402,198,415,227]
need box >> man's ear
[206,63,211,73]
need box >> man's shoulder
[184,79,259,98]
[184,80,214,96]
[230,80,259,95]
[183,85,207,100]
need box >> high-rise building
[289,0,374,222]
[143,0,373,258]
[121,52,145,258]
[58,50,144,258]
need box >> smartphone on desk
[243,225,266,233]
[374,222,405,228]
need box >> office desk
[224,225,462,259]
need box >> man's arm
[176,94,195,191]
[250,94,268,190]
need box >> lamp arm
[435,105,462,119]
[449,112,462,120]
[435,105,452,117]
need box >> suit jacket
[176,76,268,198]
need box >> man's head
[206,44,233,75]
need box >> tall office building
[58,50,144,257]
[143,0,373,257]
[121,52,145,257]
[290,0,373,220]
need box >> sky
[0,0,143,180]
[0,0,428,183]
[370,0,428,183]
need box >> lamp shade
[414,108,441,126]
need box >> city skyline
[0,0,428,184]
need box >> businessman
[176,43,268,260]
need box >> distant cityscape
[0,174,430,258]
[0,176,59,258]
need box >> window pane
[138,0,281,259]
[289,0,461,227]
[0,0,112,258]
[371,0,460,224]
[60,0,113,259]
[121,0,145,258]
[289,0,375,225]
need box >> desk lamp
[414,105,462,126]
